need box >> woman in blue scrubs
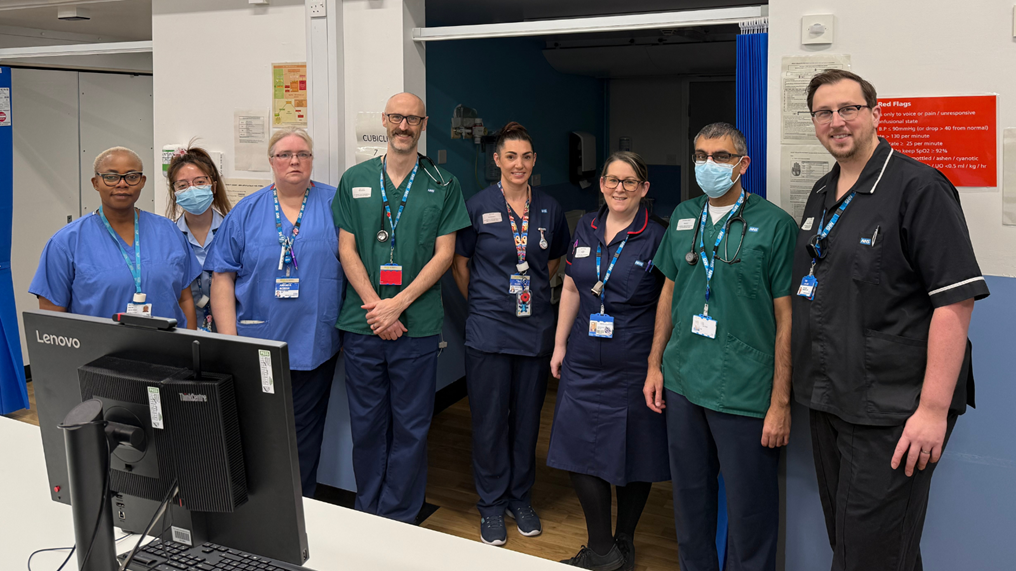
[548,151,669,571]
[206,127,343,498]
[166,146,232,332]
[452,122,570,546]
[30,146,201,329]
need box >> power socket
[309,1,326,18]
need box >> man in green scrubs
[643,123,797,570]
[334,92,469,523]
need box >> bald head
[385,92,426,116]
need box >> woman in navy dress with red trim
[549,151,669,571]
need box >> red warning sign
[0,111,6,123]
[877,95,996,187]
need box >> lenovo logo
[179,393,208,403]
[35,330,80,348]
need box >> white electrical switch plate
[801,14,834,45]
[309,1,326,17]
[437,149,447,164]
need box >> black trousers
[290,353,339,498]
[809,409,958,571]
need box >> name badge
[275,277,300,299]
[379,263,403,286]
[676,218,696,231]
[126,302,153,316]
[588,313,614,338]
[352,187,372,199]
[509,274,531,294]
[516,290,532,317]
[482,212,503,224]
[691,314,717,339]
[798,275,817,300]
[575,246,591,258]
[801,217,814,231]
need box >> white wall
[151,0,306,211]
[767,0,1016,278]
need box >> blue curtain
[0,66,29,415]
[736,24,768,199]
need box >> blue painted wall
[784,274,1016,570]
[426,37,605,212]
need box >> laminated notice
[259,349,275,394]
[147,387,164,429]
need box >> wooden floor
[7,378,681,569]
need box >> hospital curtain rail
[736,18,768,199]
[0,66,29,415]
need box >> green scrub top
[333,157,470,337]
[654,192,798,418]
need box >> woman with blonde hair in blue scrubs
[549,151,669,571]
[166,146,232,332]
[30,146,201,328]
[452,121,570,546]
[206,127,343,497]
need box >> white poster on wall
[224,178,271,206]
[0,87,11,127]
[355,111,387,164]
[234,109,270,172]
[780,146,835,222]
[1002,128,1016,226]
[781,55,851,144]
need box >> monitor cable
[117,479,178,571]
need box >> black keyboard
[119,538,313,571]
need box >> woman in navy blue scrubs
[549,151,669,571]
[452,122,570,546]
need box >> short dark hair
[601,151,648,182]
[495,121,534,154]
[806,69,878,111]
[693,122,747,155]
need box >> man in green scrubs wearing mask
[644,123,798,571]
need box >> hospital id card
[797,275,817,300]
[379,263,403,286]
[509,274,531,294]
[126,302,153,316]
[275,277,300,299]
[691,314,717,339]
[588,313,614,338]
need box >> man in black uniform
[791,69,990,571]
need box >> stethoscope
[684,202,748,266]
[376,153,452,243]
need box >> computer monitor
[25,310,310,565]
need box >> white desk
[0,417,565,570]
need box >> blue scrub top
[456,184,570,356]
[29,210,202,327]
[204,182,343,371]
[177,210,223,331]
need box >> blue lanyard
[812,191,856,260]
[98,207,141,294]
[498,181,530,266]
[698,190,746,304]
[380,155,419,262]
[273,185,310,271]
[595,238,628,313]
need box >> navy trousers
[343,333,439,523]
[665,391,779,571]
[290,353,339,498]
[464,347,549,517]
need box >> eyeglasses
[273,152,313,161]
[172,176,212,192]
[603,176,643,192]
[97,172,143,186]
[809,105,869,124]
[385,113,426,126]
[693,152,742,165]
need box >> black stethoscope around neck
[684,204,748,266]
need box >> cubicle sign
[877,95,996,187]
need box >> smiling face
[811,79,880,163]
[600,159,648,217]
[269,134,313,189]
[494,139,536,187]
[92,152,145,212]
[383,93,427,155]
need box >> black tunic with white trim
[791,138,990,426]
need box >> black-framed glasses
[693,152,743,165]
[96,171,143,186]
[603,176,643,192]
[809,105,869,124]
[273,152,313,161]
[385,113,426,126]
[172,176,212,192]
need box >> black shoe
[614,533,635,571]
[560,545,624,571]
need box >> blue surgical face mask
[695,157,743,199]
[175,184,214,215]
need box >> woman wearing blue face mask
[166,147,232,332]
